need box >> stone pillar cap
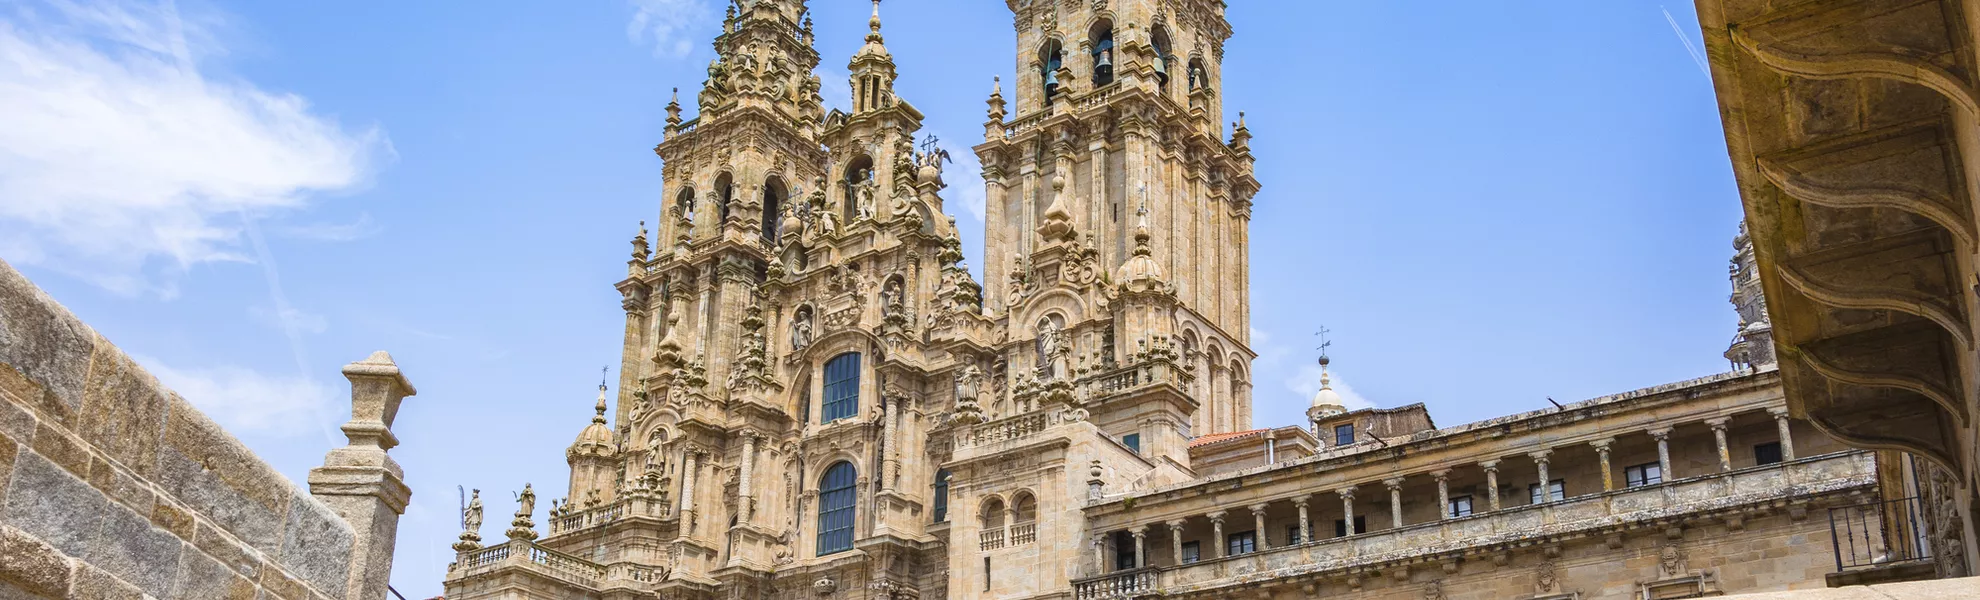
[344,351,417,395]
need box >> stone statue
[1659,544,1683,577]
[1189,62,1206,90]
[516,483,537,518]
[856,176,877,220]
[881,278,904,315]
[791,309,814,350]
[957,365,982,401]
[464,489,484,532]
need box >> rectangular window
[1285,524,1303,545]
[983,557,991,590]
[1448,495,1474,518]
[1528,479,1565,504]
[932,469,950,523]
[1180,541,1200,564]
[1226,531,1256,556]
[1334,423,1356,446]
[1333,516,1366,538]
[1754,442,1784,466]
[1113,531,1136,570]
[1122,433,1141,453]
[821,353,861,423]
[1625,462,1663,488]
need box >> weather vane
[600,366,609,388]
[1314,326,1332,361]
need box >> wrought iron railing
[1829,495,1932,572]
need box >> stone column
[308,351,416,600]
[1384,478,1405,528]
[1706,417,1732,472]
[1432,470,1451,520]
[1132,526,1148,568]
[1293,497,1311,543]
[1337,488,1357,536]
[1093,533,1107,574]
[1248,503,1268,549]
[738,433,758,521]
[1530,449,1553,504]
[1167,520,1186,565]
[1592,438,1616,491]
[1209,511,1227,557]
[1480,460,1501,511]
[881,395,899,491]
[1649,427,1673,480]
[679,449,700,528]
[1770,407,1796,460]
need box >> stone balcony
[1072,451,1875,599]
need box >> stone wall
[0,259,409,600]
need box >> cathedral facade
[441,2,1894,599]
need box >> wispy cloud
[249,304,327,335]
[627,0,715,59]
[1284,361,1374,411]
[0,0,388,296]
[139,356,338,436]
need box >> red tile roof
[1189,428,1268,448]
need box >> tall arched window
[762,176,785,243]
[677,187,698,226]
[822,352,861,423]
[1090,22,1115,87]
[1039,40,1064,104]
[817,462,857,555]
[1151,26,1173,89]
[715,172,735,224]
[932,469,952,522]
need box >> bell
[1153,54,1169,78]
[1095,48,1113,70]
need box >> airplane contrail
[1662,6,1712,78]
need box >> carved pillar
[1770,407,1796,460]
[1167,520,1185,565]
[1706,417,1732,472]
[1432,470,1451,520]
[1649,427,1673,480]
[1480,460,1501,511]
[1383,478,1405,528]
[1208,511,1227,557]
[1293,497,1310,543]
[1248,503,1268,549]
[1131,526,1147,568]
[1530,449,1553,504]
[679,449,701,530]
[738,433,757,521]
[1337,488,1357,536]
[881,395,899,492]
[1093,533,1107,574]
[1592,438,1616,491]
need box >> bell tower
[977,0,1260,436]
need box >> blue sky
[0,1,1741,596]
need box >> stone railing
[1004,111,1051,139]
[462,544,510,571]
[455,540,607,588]
[1077,359,1188,402]
[549,497,671,535]
[1079,451,1875,596]
[528,544,606,585]
[1074,567,1161,600]
[1010,522,1038,546]
[1075,82,1124,111]
[964,411,1049,448]
[981,527,1006,551]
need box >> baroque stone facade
[440,2,1884,599]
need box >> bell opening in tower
[1039,39,1063,105]
[1090,20,1115,88]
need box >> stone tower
[1723,221,1775,370]
[976,0,1259,438]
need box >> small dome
[570,385,617,457]
[853,1,890,60]
[1310,368,1346,415]
[1114,204,1165,285]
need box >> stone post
[1530,449,1553,504]
[1167,520,1185,565]
[1432,470,1451,520]
[1649,427,1673,480]
[1337,488,1357,536]
[1770,407,1796,460]
[1592,438,1616,491]
[1093,533,1107,574]
[1209,511,1227,557]
[881,395,899,491]
[308,352,416,600]
[739,433,758,521]
[680,449,700,532]
[1131,526,1147,568]
[1384,478,1404,528]
[1248,503,1268,549]
[1294,497,1311,543]
[1706,418,1732,472]
[1480,460,1501,511]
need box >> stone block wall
[0,260,366,600]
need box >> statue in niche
[791,308,814,350]
[881,278,905,316]
[956,365,983,401]
[1189,62,1206,91]
[855,173,877,220]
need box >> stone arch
[762,174,787,243]
[1087,17,1116,87]
[840,154,874,224]
[1038,36,1066,104]
[979,495,1007,529]
[1010,490,1038,523]
[713,171,735,225]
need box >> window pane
[822,353,861,423]
[817,462,857,555]
[1755,442,1783,465]
[1122,433,1141,453]
[1181,542,1200,564]
[932,469,950,522]
[1334,424,1355,446]
[1449,495,1473,517]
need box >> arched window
[677,187,698,225]
[932,469,952,522]
[1187,57,1207,92]
[822,353,861,423]
[817,462,857,555]
[1090,22,1115,87]
[1039,40,1064,104]
[1151,26,1173,89]
[1012,492,1037,523]
[762,176,785,243]
[980,497,1007,530]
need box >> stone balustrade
[547,495,673,536]
[456,539,607,589]
[1074,451,1874,596]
